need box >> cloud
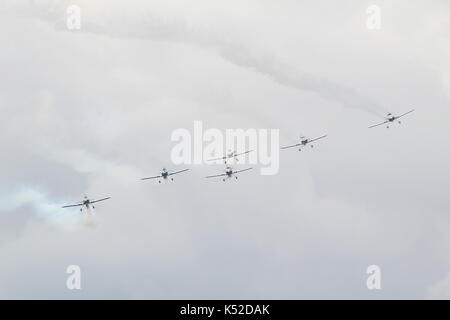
[1,0,450,299]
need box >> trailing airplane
[62,195,110,212]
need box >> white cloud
[1,0,449,299]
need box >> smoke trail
[18,2,387,117]
[0,187,79,227]
[220,48,387,117]
[82,206,97,228]
[84,16,387,117]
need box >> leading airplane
[369,109,415,129]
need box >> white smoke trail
[82,206,97,228]
[0,187,79,228]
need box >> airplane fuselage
[81,199,91,210]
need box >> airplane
[62,195,111,212]
[207,150,253,164]
[205,166,253,182]
[281,134,327,151]
[141,168,189,183]
[369,109,415,129]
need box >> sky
[0,0,450,299]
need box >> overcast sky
[1,0,450,299]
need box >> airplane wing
[62,203,84,208]
[168,169,189,176]
[309,135,327,143]
[280,143,301,150]
[233,167,253,174]
[397,109,415,119]
[234,150,253,157]
[207,155,227,162]
[369,120,388,129]
[141,175,162,180]
[90,197,111,204]
[205,173,228,178]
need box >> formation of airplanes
[62,109,415,214]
